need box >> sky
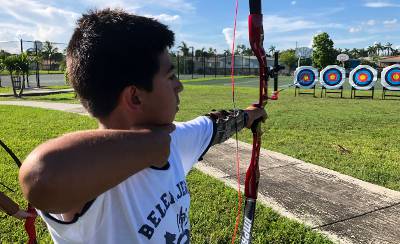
[0,0,400,53]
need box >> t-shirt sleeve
[172,116,214,175]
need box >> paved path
[1,100,399,244]
[0,88,74,97]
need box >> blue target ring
[297,69,315,87]
[385,67,400,87]
[352,68,373,87]
[323,68,342,86]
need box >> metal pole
[203,54,205,78]
[214,54,217,78]
[224,53,227,76]
[20,39,23,53]
[35,41,40,87]
[191,47,194,79]
[248,55,251,75]
[241,54,244,75]
[177,51,180,80]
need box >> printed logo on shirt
[138,180,190,243]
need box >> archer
[19,9,266,243]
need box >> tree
[385,42,393,56]
[312,32,336,69]
[279,49,297,72]
[42,41,59,73]
[178,41,190,56]
[375,42,383,56]
[268,45,276,55]
[367,45,376,57]
[223,49,231,56]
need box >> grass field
[0,106,332,243]
[1,76,399,242]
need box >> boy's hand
[12,209,36,220]
[244,106,267,128]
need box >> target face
[294,66,318,88]
[381,64,400,90]
[349,65,377,90]
[320,65,345,89]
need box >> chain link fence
[0,40,67,88]
[172,54,278,80]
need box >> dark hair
[67,9,175,117]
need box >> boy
[19,9,266,243]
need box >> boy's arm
[19,127,173,214]
[0,191,19,216]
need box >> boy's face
[139,49,183,125]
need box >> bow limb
[0,139,37,244]
[240,1,266,243]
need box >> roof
[379,56,400,63]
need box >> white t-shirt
[38,116,214,244]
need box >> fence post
[214,54,217,78]
[191,47,194,79]
[177,52,180,80]
[203,54,205,78]
[35,41,40,87]
[224,54,227,77]
[248,55,251,75]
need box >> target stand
[349,65,377,100]
[321,86,343,98]
[381,64,400,100]
[295,85,317,97]
[382,87,400,99]
[351,86,374,99]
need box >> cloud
[144,14,181,23]
[366,20,376,26]
[364,1,400,8]
[263,15,343,33]
[383,18,398,25]
[291,1,297,5]
[0,0,79,44]
[349,27,362,33]
[335,36,377,45]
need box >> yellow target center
[359,74,367,81]
[393,73,400,80]
[329,74,336,80]
[304,75,310,81]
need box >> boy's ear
[121,85,141,110]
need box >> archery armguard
[205,109,248,146]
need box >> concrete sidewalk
[0,88,74,97]
[0,100,399,244]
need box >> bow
[240,1,283,243]
[0,139,37,244]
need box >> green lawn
[1,76,399,242]
[0,106,332,243]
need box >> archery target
[349,65,377,90]
[319,65,345,89]
[381,64,400,91]
[294,66,318,88]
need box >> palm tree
[385,42,393,56]
[223,49,231,56]
[268,45,276,55]
[367,45,376,57]
[375,42,384,56]
[42,41,59,73]
[177,41,190,56]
